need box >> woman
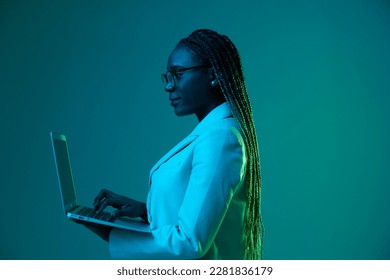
[85,29,263,260]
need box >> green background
[1,0,389,259]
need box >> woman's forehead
[167,45,202,68]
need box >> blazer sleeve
[109,125,246,259]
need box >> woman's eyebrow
[168,63,187,70]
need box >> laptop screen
[51,133,77,211]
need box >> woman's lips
[170,98,180,106]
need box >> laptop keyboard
[75,207,115,223]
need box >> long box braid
[180,29,264,259]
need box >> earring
[211,80,217,87]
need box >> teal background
[1,0,389,259]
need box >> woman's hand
[93,189,148,222]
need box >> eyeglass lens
[162,72,175,88]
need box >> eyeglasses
[161,65,210,89]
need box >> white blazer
[109,103,247,259]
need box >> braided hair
[179,29,264,259]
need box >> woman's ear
[209,68,218,87]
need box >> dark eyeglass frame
[161,65,210,88]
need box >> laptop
[50,131,151,233]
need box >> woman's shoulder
[197,117,244,145]
[207,116,240,132]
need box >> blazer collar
[191,102,232,136]
[149,134,197,178]
[149,102,232,178]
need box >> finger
[95,197,110,214]
[93,189,106,207]
[113,207,137,219]
[114,204,145,219]
[93,189,112,208]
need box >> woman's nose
[165,83,175,92]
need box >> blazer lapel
[148,103,232,185]
[149,134,198,180]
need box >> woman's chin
[173,107,188,117]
